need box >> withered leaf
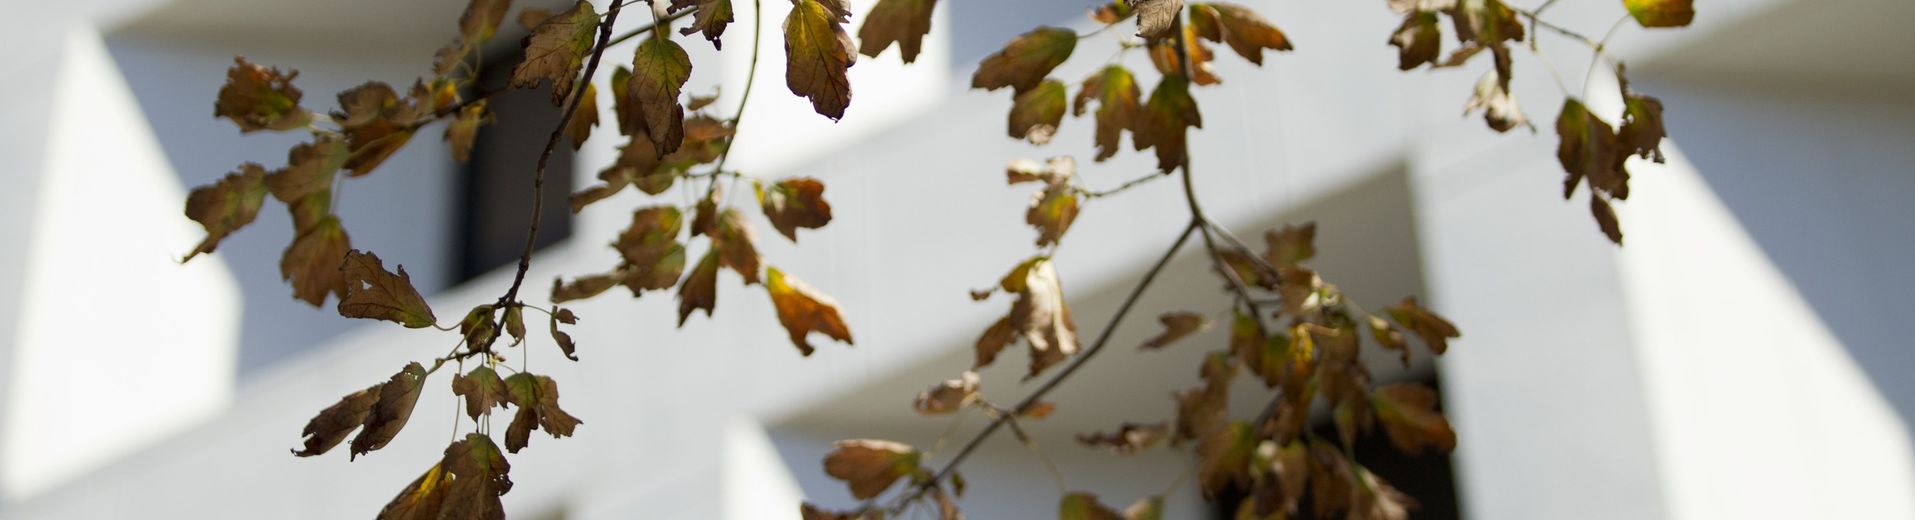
[799,503,880,520]
[615,206,688,293]
[671,0,736,48]
[758,177,834,242]
[460,305,498,349]
[912,370,979,415]
[1352,466,1417,520]
[1592,193,1624,245]
[1074,66,1142,162]
[379,434,512,520]
[767,267,854,356]
[1022,401,1057,419]
[1372,383,1455,454]
[1141,311,1207,349]
[1148,26,1221,86]
[1390,11,1441,70]
[610,66,638,135]
[565,84,598,150]
[932,485,963,520]
[1131,0,1184,39]
[458,0,513,45]
[1187,3,1293,65]
[1625,0,1694,28]
[503,305,526,345]
[350,362,428,459]
[630,37,692,155]
[1125,496,1165,520]
[551,273,618,303]
[822,439,920,500]
[281,212,352,307]
[1009,79,1067,145]
[1173,351,1235,444]
[1556,98,1630,200]
[445,101,491,163]
[1262,222,1315,268]
[676,249,721,326]
[517,7,552,31]
[333,82,421,177]
[214,57,311,132]
[785,0,859,120]
[265,138,347,204]
[292,383,379,456]
[1090,1,1134,25]
[858,0,939,63]
[974,315,1016,368]
[1369,315,1411,368]
[1384,296,1458,355]
[550,307,579,360]
[502,372,582,453]
[1134,74,1202,173]
[1616,64,1668,163]
[452,366,508,421]
[1008,157,1081,247]
[338,250,439,328]
[971,27,1076,93]
[511,0,600,105]
[1464,68,1529,132]
[1076,422,1168,454]
[1197,421,1255,499]
[1060,492,1124,520]
[1003,257,1080,379]
[184,163,268,260]
[713,208,763,284]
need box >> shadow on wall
[763,166,1458,517]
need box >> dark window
[453,52,576,282]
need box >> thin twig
[711,0,764,202]
[1078,171,1167,199]
[1002,414,1068,493]
[606,7,697,47]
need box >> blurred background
[0,0,1911,518]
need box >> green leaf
[1624,0,1694,28]
[785,0,858,120]
[972,27,1076,93]
[1009,79,1068,144]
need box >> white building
[1,0,1912,518]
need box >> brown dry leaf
[1060,492,1124,520]
[337,250,438,328]
[713,208,763,284]
[458,0,512,44]
[1625,0,1694,28]
[503,305,526,345]
[1262,221,1315,268]
[280,212,352,307]
[758,177,834,242]
[1022,401,1057,419]
[1351,467,1417,520]
[932,485,964,520]
[676,250,721,325]
[766,267,855,356]
[609,66,638,135]
[349,362,428,459]
[1556,98,1629,199]
[1148,27,1221,86]
[517,7,553,30]
[912,370,979,415]
[266,138,347,204]
[214,57,312,132]
[630,37,692,155]
[822,439,920,500]
[379,433,513,520]
[183,163,268,260]
[858,0,938,63]
[974,316,1016,368]
[502,373,583,453]
[1009,79,1067,145]
[1616,64,1668,163]
[551,273,618,303]
[1141,311,1208,349]
[451,366,508,421]
[1368,315,1411,367]
[1074,66,1142,162]
[785,0,858,120]
[1372,383,1456,454]
[615,206,688,293]
[1172,351,1235,444]
[459,305,500,351]
[333,82,422,177]
[1390,11,1441,70]
[512,0,600,105]
[1592,193,1624,245]
[671,0,736,48]
[1229,312,1284,387]
[565,83,599,150]
[292,384,380,457]
[1090,1,1134,25]
[1187,3,1293,65]
[1076,422,1168,454]
[1131,0,1183,39]
[1385,296,1458,355]
[1197,421,1255,498]
[1004,258,1079,379]
[1464,68,1529,132]
[445,101,491,162]
[550,307,580,360]
[692,188,721,237]
[971,27,1077,93]
[1008,157,1081,247]
[1307,441,1356,518]
[1134,74,1202,173]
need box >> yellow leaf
[767,267,855,356]
[1624,0,1694,28]
[785,0,859,120]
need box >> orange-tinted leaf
[972,27,1076,93]
[1372,383,1455,454]
[676,250,720,325]
[758,177,834,242]
[822,439,920,500]
[1385,296,1458,355]
[1060,492,1124,520]
[338,250,438,328]
[1074,66,1142,161]
[1390,12,1441,70]
[350,362,428,459]
[452,366,508,421]
[615,206,688,293]
[183,163,268,260]
[1076,422,1168,454]
[502,372,582,453]
[785,0,858,120]
[293,383,379,457]
[767,267,854,356]
[858,0,938,63]
[1089,1,1134,25]
[1188,3,1293,65]
[214,57,311,132]
[630,37,692,155]
[1131,0,1183,39]
[714,208,763,284]
[913,370,979,415]
[1134,74,1201,173]
[512,0,600,105]
[1141,311,1207,349]
[564,84,598,150]
[671,0,736,48]
[1009,79,1067,145]
[281,212,351,306]
[1625,0,1694,28]
[1149,26,1221,86]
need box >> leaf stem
[710,0,764,202]
[1078,171,1166,199]
[607,7,697,48]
